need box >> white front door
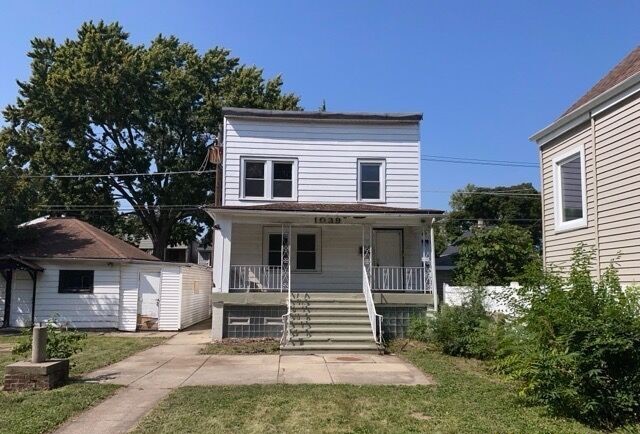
[374,229,403,267]
[138,272,161,319]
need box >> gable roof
[222,107,422,122]
[2,218,159,262]
[561,46,640,117]
[531,45,640,144]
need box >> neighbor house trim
[551,144,588,233]
[530,73,640,146]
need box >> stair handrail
[363,263,383,344]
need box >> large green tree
[1,21,299,258]
[444,183,542,247]
[453,224,538,286]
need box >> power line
[11,169,216,179]
[421,157,538,168]
[424,189,539,197]
[422,154,538,166]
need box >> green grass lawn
[201,338,280,355]
[0,333,167,434]
[132,340,621,434]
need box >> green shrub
[13,317,87,360]
[410,289,504,360]
[499,245,640,429]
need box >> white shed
[0,218,211,331]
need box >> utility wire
[10,169,216,179]
[421,154,539,166]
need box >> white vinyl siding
[179,265,212,329]
[230,223,420,291]
[223,117,420,208]
[158,266,181,331]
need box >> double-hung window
[243,161,266,198]
[242,158,296,200]
[553,146,587,232]
[358,159,385,202]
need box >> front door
[138,272,161,330]
[374,229,403,267]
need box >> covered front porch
[207,205,441,344]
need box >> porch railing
[370,266,431,293]
[363,263,383,344]
[229,265,282,292]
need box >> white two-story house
[206,108,442,353]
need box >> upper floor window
[59,270,94,294]
[358,159,386,202]
[241,158,296,200]
[553,146,586,232]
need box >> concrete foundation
[3,359,69,391]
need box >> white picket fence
[442,282,521,316]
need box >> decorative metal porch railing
[370,266,432,293]
[229,265,282,292]
[363,263,383,344]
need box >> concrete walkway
[55,326,433,434]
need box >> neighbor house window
[58,270,94,294]
[553,146,587,232]
[242,158,296,200]
[358,160,385,201]
[243,161,266,197]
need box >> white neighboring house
[0,217,211,331]
[206,108,443,352]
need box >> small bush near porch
[0,333,166,434]
[131,341,602,434]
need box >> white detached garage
[0,217,211,331]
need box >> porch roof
[207,203,444,217]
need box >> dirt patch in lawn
[200,338,280,355]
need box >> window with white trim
[241,158,296,200]
[553,146,587,232]
[358,160,385,202]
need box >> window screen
[273,162,293,198]
[296,234,317,270]
[244,161,265,197]
[360,163,381,200]
[268,233,282,266]
[559,154,583,222]
[58,270,94,293]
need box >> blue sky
[1,1,638,210]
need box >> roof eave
[222,107,423,123]
[530,72,640,146]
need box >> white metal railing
[371,266,431,293]
[229,265,282,292]
[363,263,383,344]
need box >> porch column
[212,216,232,293]
[421,220,438,311]
[280,224,291,294]
[362,224,372,285]
[212,216,232,340]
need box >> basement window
[553,146,587,232]
[58,270,94,294]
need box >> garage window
[59,270,94,294]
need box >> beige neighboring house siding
[594,92,640,283]
[541,122,596,270]
[541,91,640,284]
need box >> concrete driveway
[57,325,433,434]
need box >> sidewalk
[55,326,433,433]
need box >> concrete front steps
[281,292,380,354]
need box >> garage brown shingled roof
[4,218,159,261]
[561,46,640,117]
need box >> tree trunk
[151,226,171,261]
